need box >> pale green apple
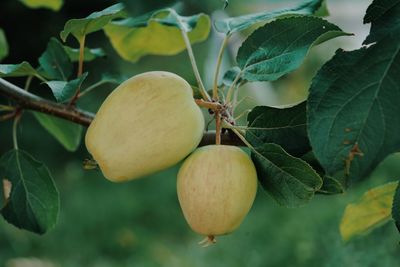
[85,71,205,182]
[177,145,258,237]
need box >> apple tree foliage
[0,0,399,243]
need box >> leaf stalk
[180,28,211,101]
[212,35,230,100]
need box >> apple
[85,71,205,182]
[177,145,258,240]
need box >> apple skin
[177,145,258,236]
[85,71,205,182]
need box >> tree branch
[0,78,244,146]
[0,78,94,126]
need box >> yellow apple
[85,71,205,182]
[177,145,258,239]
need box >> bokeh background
[1,0,399,266]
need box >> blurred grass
[0,153,399,266]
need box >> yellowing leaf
[104,9,210,62]
[340,182,398,241]
[393,182,400,232]
[19,0,63,11]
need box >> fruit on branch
[177,145,258,238]
[85,71,205,182]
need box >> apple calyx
[198,235,217,247]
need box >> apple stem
[215,111,222,145]
[195,99,222,110]
[198,235,217,247]
[83,158,99,170]
[194,99,229,145]
[208,235,216,244]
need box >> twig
[0,78,93,126]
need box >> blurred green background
[1,0,399,266]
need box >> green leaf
[104,9,211,62]
[364,0,400,23]
[340,182,398,242]
[98,73,126,85]
[60,3,125,42]
[314,0,330,17]
[0,28,9,61]
[246,102,310,157]
[120,0,179,15]
[0,62,40,78]
[215,0,325,35]
[393,181,400,233]
[0,149,59,234]
[237,16,351,82]
[300,151,345,194]
[222,67,244,87]
[251,143,322,207]
[190,85,204,99]
[33,112,83,152]
[45,72,87,102]
[363,1,400,44]
[19,0,63,11]
[318,176,345,195]
[39,38,72,81]
[77,73,123,98]
[307,35,400,181]
[63,46,105,62]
